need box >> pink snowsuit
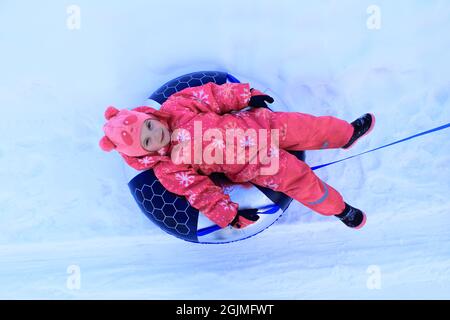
[123,82,354,228]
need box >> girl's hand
[230,208,260,229]
[248,88,274,109]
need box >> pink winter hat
[99,106,157,157]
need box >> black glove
[248,88,274,109]
[230,208,260,229]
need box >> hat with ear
[99,106,171,157]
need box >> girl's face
[140,119,171,152]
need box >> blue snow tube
[126,71,305,244]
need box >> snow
[1,0,449,299]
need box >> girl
[99,82,374,230]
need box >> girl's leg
[269,111,354,151]
[251,150,345,215]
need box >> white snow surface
[0,0,449,299]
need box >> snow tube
[125,71,305,244]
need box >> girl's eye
[145,138,150,146]
[147,121,152,130]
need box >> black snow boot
[335,203,367,229]
[342,113,376,149]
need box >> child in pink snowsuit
[100,82,374,229]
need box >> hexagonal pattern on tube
[129,170,199,242]
[149,71,228,104]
